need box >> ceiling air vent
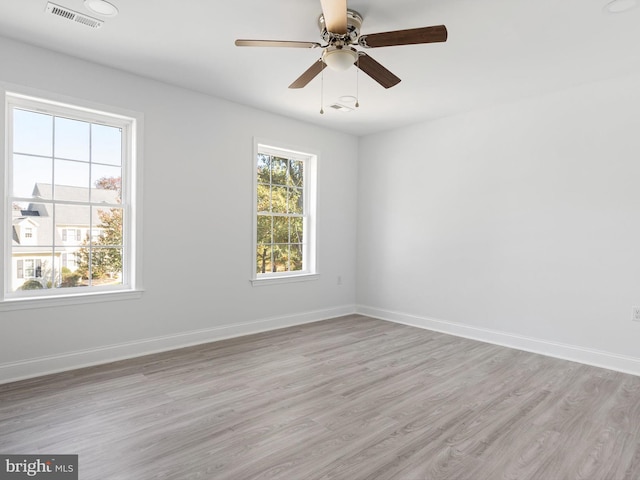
[45,2,103,29]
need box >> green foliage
[20,279,43,290]
[60,267,81,288]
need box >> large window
[4,92,140,303]
[253,143,316,282]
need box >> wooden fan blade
[289,60,327,89]
[356,53,401,89]
[359,25,448,48]
[235,39,321,48]
[320,0,347,34]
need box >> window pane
[12,155,52,198]
[55,159,90,201]
[10,249,55,292]
[271,186,287,214]
[273,217,289,244]
[271,157,287,186]
[289,160,303,187]
[94,207,123,247]
[87,247,123,285]
[91,165,122,202]
[288,187,303,214]
[13,109,53,157]
[11,203,53,249]
[74,247,122,285]
[91,124,122,166]
[257,215,272,245]
[55,205,90,246]
[55,117,90,161]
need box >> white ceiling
[1,0,639,136]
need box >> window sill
[250,273,319,287]
[0,289,144,312]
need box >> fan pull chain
[320,63,324,114]
[355,55,360,108]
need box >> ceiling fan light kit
[235,0,448,97]
[322,46,359,71]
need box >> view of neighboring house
[10,183,119,292]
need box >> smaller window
[253,142,317,282]
[24,259,34,278]
[62,228,81,242]
[24,227,33,238]
[62,253,78,270]
[91,228,104,241]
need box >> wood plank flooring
[1,315,639,479]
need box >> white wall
[357,73,640,374]
[0,36,358,382]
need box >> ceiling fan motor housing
[318,9,362,45]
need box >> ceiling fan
[235,0,448,90]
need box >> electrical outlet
[633,306,640,322]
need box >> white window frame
[251,140,318,286]
[1,87,144,311]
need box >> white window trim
[1,85,144,310]
[250,139,318,285]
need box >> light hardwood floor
[1,315,639,479]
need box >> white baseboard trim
[0,305,356,384]
[357,305,640,377]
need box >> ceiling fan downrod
[320,66,324,114]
